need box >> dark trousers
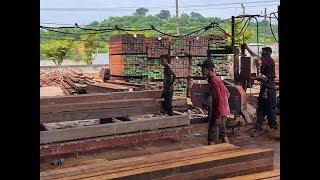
[256,86,278,131]
[161,91,174,116]
[208,116,227,142]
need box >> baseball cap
[198,59,215,70]
[262,47,272,53]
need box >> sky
[40,0,280,26]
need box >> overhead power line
[40,1,279,11]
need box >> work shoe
[223,137,230,143]
[251,129,263,137]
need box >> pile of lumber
[40,90,162,124]
[40,143,274,179]
[40,71,62,87]
[60,68,87,94]
[109,34,146,55]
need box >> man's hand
[215,118,221,125]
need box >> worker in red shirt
[199,59,230,145]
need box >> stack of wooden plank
[40,71,62,87]
[221,170,280,180]
[40,115,189,144]
[40,143,274,179]
[146,37,170,58]
[170,56,190,78]
[170,37,190,56]
[189,36,209,56]
[40,90,162,124]
[83,73,96,84]
[60,68,87,94]
[109,34,146,55]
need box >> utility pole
[264,8,267,47]
[241,3,245,15]
[175,0,180,36]
[231,16,235,48]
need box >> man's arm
[166,64,176,85]
[209,82,224,124]
[243,43,261,72]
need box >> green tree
[156,10,171,20]
[133,7,149,16]
[225,19,254,47]
[40,40,73,66]
[80,34,105,65]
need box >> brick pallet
[170,56,189,78]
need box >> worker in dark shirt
[243,44,278,137]
[160,54,176,116]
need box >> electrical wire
[269,12,279,42]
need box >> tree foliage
[226,19,254,47]
[156,10,171,20]
[133,7,149,16]
[40,8,279,64]
[40,40,73,65]
[80,34,106,65]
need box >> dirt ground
[40,95,280,172]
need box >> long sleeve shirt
[208,76,230,119]
[163,64,176,92]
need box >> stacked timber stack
[60,68,87,94]
[169,38,190,97]
[40,71,62,87]
[146,36,170,58]
[170,37,190,56]
[83,73,96,84]
[173,78,188,97]
[207,34,233,79]
[109,34,146,76]
[146,37,169,90]
[147,58,163,90]
[40,143,275,179]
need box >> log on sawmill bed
[40,115,190,144]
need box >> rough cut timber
[105,80,146,90]
[40,123,208,158]
[40,90,162,106]
[40,98,156,114]
[40,144,274,180]
[40,105,159,123]
[221,170,280,180]
[40,115,190,144]
[86,82,138,93]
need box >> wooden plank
[65,78,86,94]
[172,96,187,107]
[89,149,273,180]
[40,98,156,113]
[221,170,280,180]
[40,105,159,123]
[64,72,80,83]
[68,68,83,76]
[156,158,273,180]
[40,143,240,178]
[40,90,162,106]
[105,80,146,90]
[40,115,190,144]
[41,148,273,179]
[40,123,208,158]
